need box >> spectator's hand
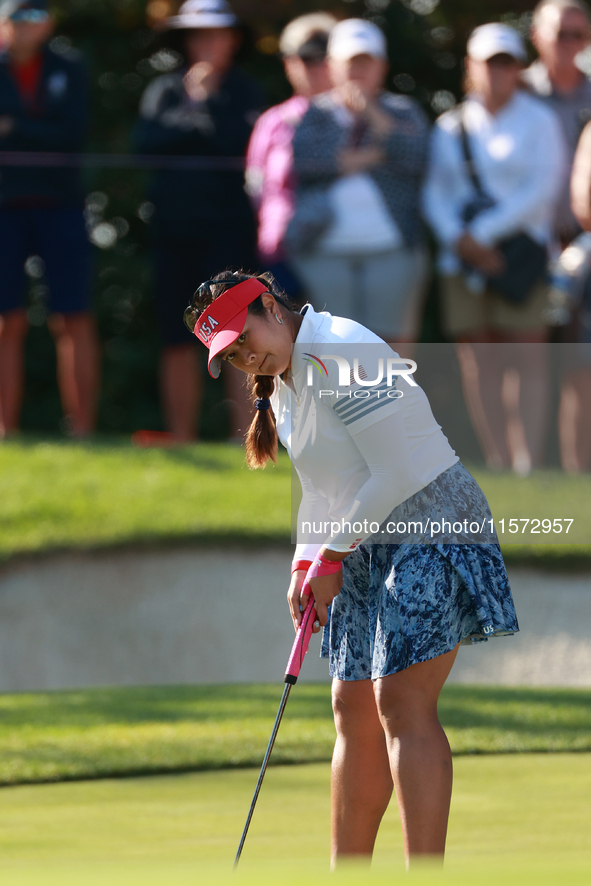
[183,62,220,103]
[0,116,14,138]
[456,232,506,276]
[339,81,369,115]
[364,100,395,141]
[339,145,386,176]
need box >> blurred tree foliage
[21,0,538,437]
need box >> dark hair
[185,269,299,469]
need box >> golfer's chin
[255,355,286,377]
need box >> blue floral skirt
[320,461,519,681]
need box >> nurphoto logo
[305,354,418,388]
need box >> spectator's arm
[421,122,466,248]
[571,119,591,231]
[380,98,430,176]
[135,74,263,157]
[468,111,567,246]
[292,104,342,184]
[245,111,272,208]
[204,79,264,156]
[134,76,217,154]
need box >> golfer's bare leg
[373,644,459,866]
[331,678,393,864]
[0,309,28,437]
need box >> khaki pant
[441,275,548,339]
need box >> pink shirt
[245,94,309,264]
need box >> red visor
[193,278,269,378]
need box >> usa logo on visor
[196,314,220,343]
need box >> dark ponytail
[184,269,300,469]
[245,372,277,469]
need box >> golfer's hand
[287,570,308,632]
[302,569,343,634]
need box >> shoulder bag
[459,107,548,305]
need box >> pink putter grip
[284,591,316,683]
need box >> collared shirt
[270,305,457,560]
[245,94,309,264]
[422,90,567,275]
[523,60,591,240]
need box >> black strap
[458,104,489,199]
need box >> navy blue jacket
[0,45,89,206]
[135,66,264,236]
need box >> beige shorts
[441,275,548,338]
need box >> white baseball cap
[327,18,388,61]
[166,0,238,30]
[467,23,527,62]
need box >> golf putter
[233,593,317,867]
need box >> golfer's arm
[323,410,419,553]
[293,468,332,564]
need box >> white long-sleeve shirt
[270,305,458,562]
[422,90,567,275]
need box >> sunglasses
[10,10,49,22]
[556,29,589,42]
[485,53,521,67]
[183,277,243,333]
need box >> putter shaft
[234,682,292,867]
[233,595,316,868]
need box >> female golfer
[184,270,518,866]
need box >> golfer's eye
[225,333,246,362]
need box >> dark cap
[296,31,329,62]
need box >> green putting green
[1,756,590,885]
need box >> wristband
[311,553,345,576]
[301,552,343,597]
[291,559,313,576]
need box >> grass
[1,756,590,884]
[0,437,292,562]
[0,436,589,564]
[1,683,591,787]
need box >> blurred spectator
[525,0,591,472]
[135,0,263,443]
[245,12,336,301]
[564,120,591,469]
[0,0,97,439]
[289,18,430,344]
[423,23,566,474]
[526,0,591,245]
